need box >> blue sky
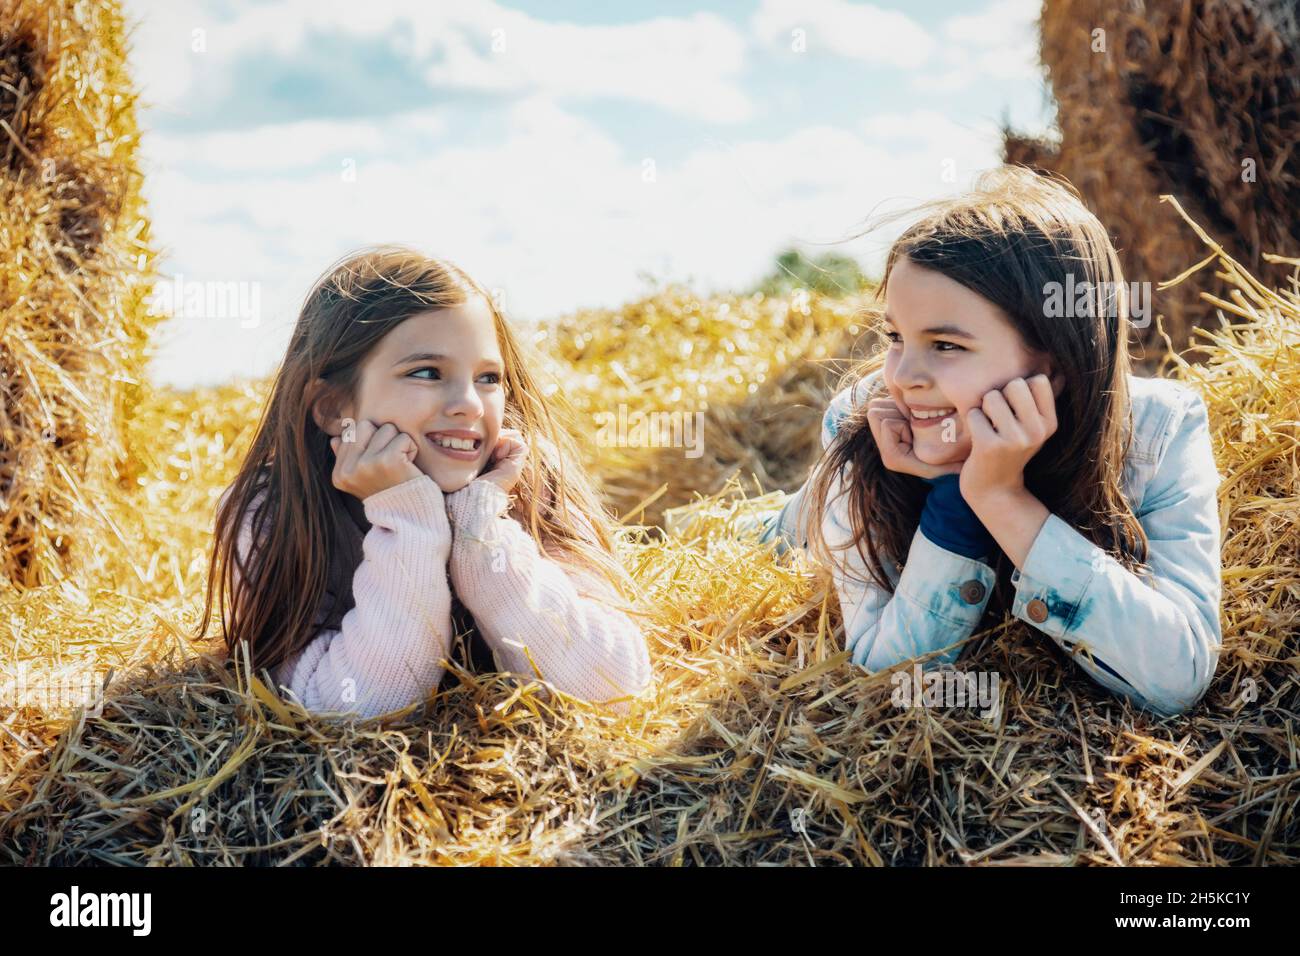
[123,0,1054,387]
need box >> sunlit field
[4,226,1299,863]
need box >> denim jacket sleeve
[827,485,998,670]
[1009,386,1223,715]
[768,375,999,669]
[759,377,877,552]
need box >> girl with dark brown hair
[763,166,1222,715]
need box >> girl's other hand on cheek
[959,374,1057,504]
[866,397,964,480]
[478,428,528,494]
[329,419,422,501]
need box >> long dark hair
[199,247,634,673]
[805,166,1152,622]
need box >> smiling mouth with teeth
[431,435,481,451]
[911,407,956,420]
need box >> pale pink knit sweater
[228,475,652,718]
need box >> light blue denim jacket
[761,368,1224,716]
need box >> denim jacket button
[959,580,985,604]
[1027,598,1049,623]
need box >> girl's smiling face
[334,294,506,493]
[881,255,1058,467]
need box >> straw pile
[534,286,875,527]
[1,198,1296,865]
[1004,0,1300,365]
[0,0,158,589]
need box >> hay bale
[1000,129,1059,174]
[0,0,158,588]
[1004,0,1300,365]
[534,285,875,528]
[1,203,1296,865]
[1132,2,1300,263]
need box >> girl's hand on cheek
[959,374,1057,504]
[478,428,528,494]
[329,419,422,501]
[866,398,964,480]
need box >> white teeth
[434,436,477,450]
[912,408,955,419]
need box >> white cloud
[748,0,1041,94]
[861,110,999,160]
[751,0,935,68]
[141,112,444,174]
[912,0,1042,93]
[423,8,753,123]
[142,96,1007,387]
[123,1,1030,387]
[125,0,753,124]
[124,0,208,112]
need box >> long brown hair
[199,247,635,674]
[805,166,1152,623]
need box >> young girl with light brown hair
[200,248,651,718]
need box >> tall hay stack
[1005,0,1300,364]
[0,0,157,588]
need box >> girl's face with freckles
[881,255,1060,467]
[326,294,507,494]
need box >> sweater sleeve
[444,479,652,712]
[232,475,455,719]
